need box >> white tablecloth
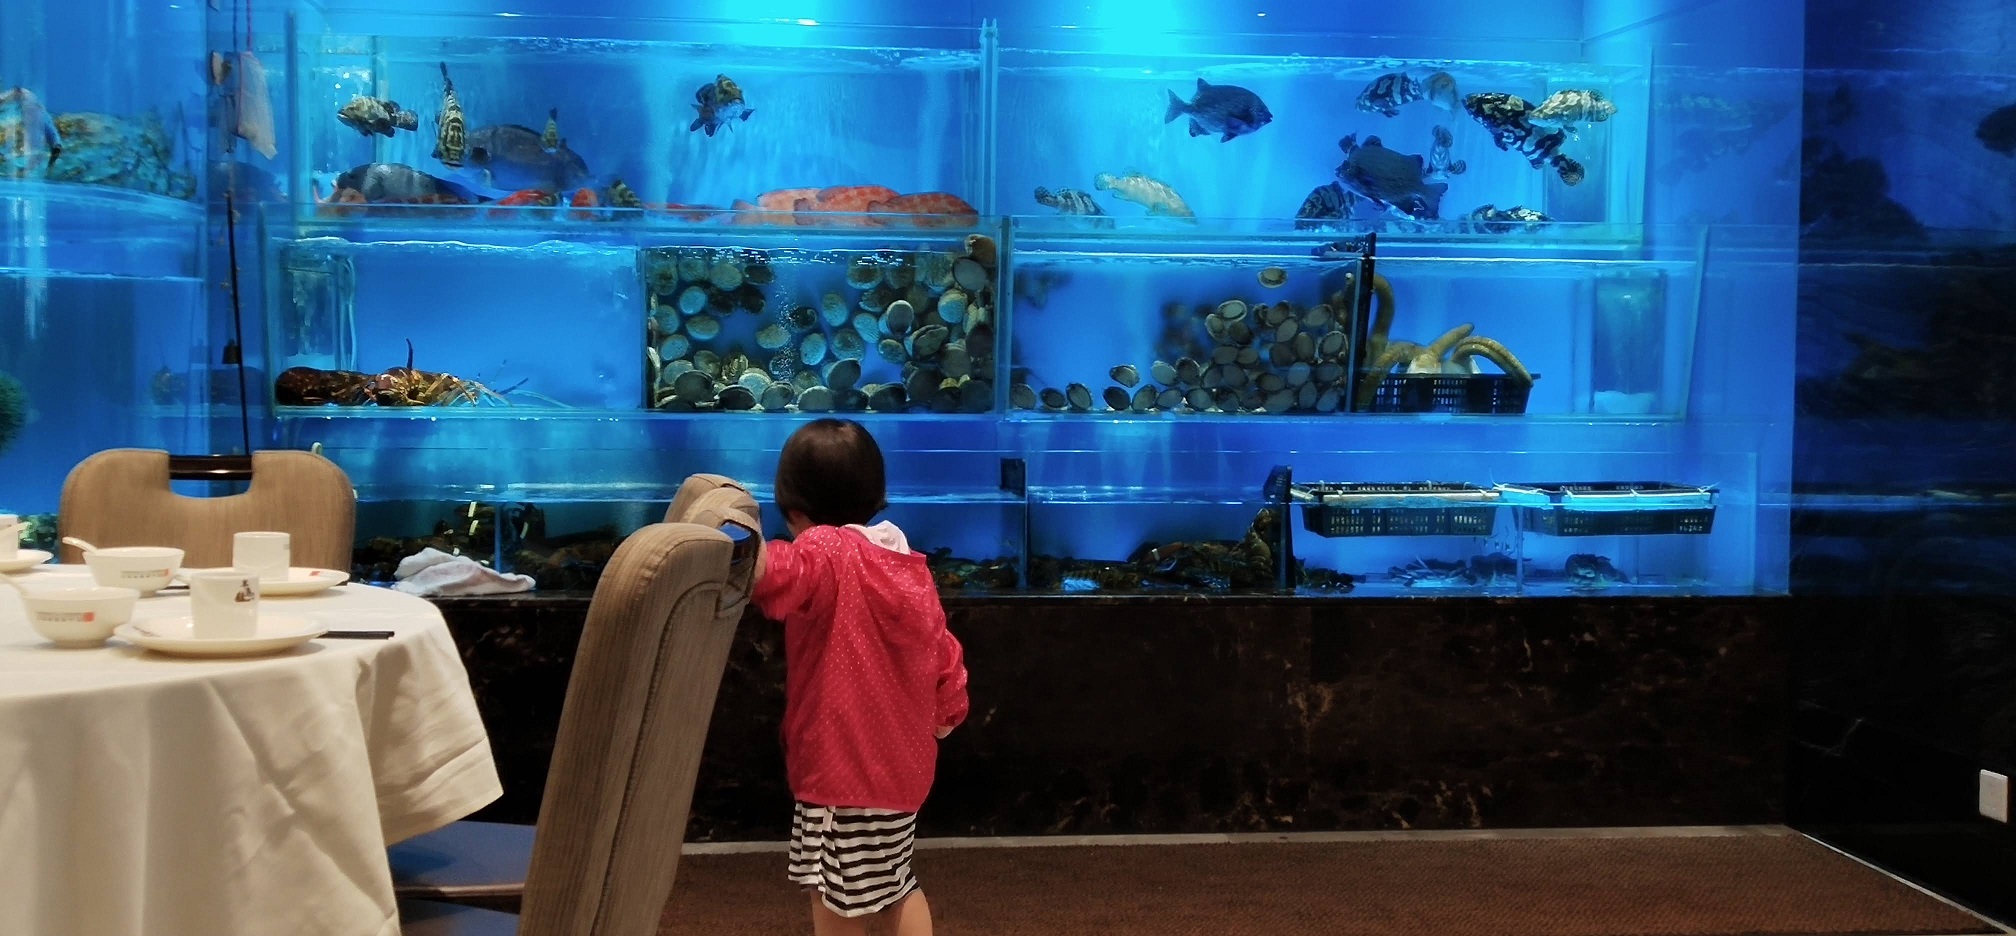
[0,566,503,936]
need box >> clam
[1151,360,1179,386]
[869,384,908,412]
[1315,362,1346,384]
[1258,267,1288,288]
[859,286,895,313]
[835,388,868,412]
[919,252,956,290]
[1131,387,1157,413]
[1296,381,1318,410]
[908,324,951,358]
[686,314,720,342]
[937,289,969,326]
[1316,386,1343,412]
[953,257,988,293]
[851,312,880,346]
[1242,387,1266,411]
[821,292,851,327]
[693,350,721,378]
[1273,320,1298,344]
[1286,362,1312,387]
[1214,388,1242,412]
[1228,321,1253,345]
[966,324,996,359]
[1236,347,1260,367]
[1011,383,1038,409]
[708,261,744,291]
[1262,302,1289,327]
[1293,332,1317,363]
[678,285,710,315]
[794,369,821,391]
[658,398,697,413]
[718,385,757,410]
[1216,299,1248,322]
[1065,383,1093,411]
[735,284,767,314]
[1319,332,1346,359]
[1186,388,1215,411]
[1269,343,1295,368]
[846,257,882,290]
[930,388,961,414]
[1040,387,1068,410]
[1212,346,1239,366]
[1302,303,1333,329]
[744,261,775,286]
[941,342,972,379]
[677,253,708,283]
[659,334,691,362]
[881,299,916,336]
[1157,388,1183,410]
[1176,358,1203,385]
[799,332,829,366]
[757,324,792,350]
[825,358,862,391]
[799,386,835,412]
[1225,366,1251,389]
[885,260,917,290]
[878,338,909,363]
[907,368,944,404]
[1103,386,1131,411]
[663,359,695,380]
[768,349,798,382]
[1110,364,1140,388]
[673,370,713,403]
[761,383,797,410]
[1258,373,1286,393]
[1264,389,1294,413]
[830,329,867,361]
[960,379,992,413]
[965,233,998,267]
[1205,314,1229,343]
[785,304,819,333]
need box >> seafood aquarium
[0,0,1814,599]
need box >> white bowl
[22,586,140,647]
[84,547,186,595]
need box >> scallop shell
[1228,321,1253,345]
[1225,366,1251,389]
[735,284,767,314]
[1315,362,1346,384]
[1269,343,1296,368]
[937,289,968,326]
[906,368,944,404]
[846,257,882,290]
[1302,304,1333,329]
[1065,383,1093,411]
[825,358,863,391]
[768,349,798,381]
[1150,361,1179,386]
[693,350,721,378]
[1258,266,1288,288]
[835,388,868,412]
[799,332,829,367]
[663,359,695,380]
[1176,358,1203,385]
[744,261,775,286]
[659,334,692,362]
[878,338,909,363]
[919,252,956,290]
[881,300,915,336]
[708,261,744,291]
[756,324,792,350]
[965,233,997,267]
[1286,362,1312,387]
[1214,388,1241,412]
[1258,373,1287,394]
[1110,364,1140,388]
[908,324,951,359]
[1212,346,1239,366]
[1275,320,1299,343]
[851,313,879,346]
[1236,347,1261,367]
[959,380,992,413]
[1201,365,1228,389]
[1264,389,1294,413]
[786,305,819,333]
[673,370,713,403]
[1319,332,1346,359]
[686,314,720,342]
[940,342,972,379]
[1216,299,1249,322]
[966,324,996,359]
[1011,383,1038,409]
[868,384,908,412]
[1040,387,1068,410]
[1242,387,1265,411]
[1262,302,1290,327]
[1296,381,1319,410]
[677,254,708,283]
[821,292,851,327]
[678,285,710,315]
[761,382,797,410]
[1293,332,1317,363]
[798,386,835,412]
[1205,314,1229,343]
[1156,388,1183,410]
[737,369,772,394]
[953,257,988,292]
[884,261,917,290]
[1102,386,1130,411]
[859,287,895,313]
[1316,386,1343,412]
[1186,388,1215,411]
[1131,387,1157,413]
[830,329,867,361]
[794,369,822,391]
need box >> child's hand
[753,538,768,583]
[934,724,954,740]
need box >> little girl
[751,418,969,936]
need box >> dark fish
[1294,181,1352,229]
[433,62,465,168]
[1334,134,1446,220]
[332,163,481,203]
[1034,186,1107,216]
[1463,203,1550,234]
[691,74,754,136]
[0,87,62,168]
[337,96,419,137]
[1357,72,1423,117]
[1980,103,2016,156]
[607,177,643,209]
[1425,125,1467,181]
[464,124,591,192]
[1164,78,1273,142]
[1461,92,1584,185]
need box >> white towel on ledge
[392,547,536,597]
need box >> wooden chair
[390,475,760,917]
[57,448,355,569]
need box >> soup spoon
[61,537,99,555]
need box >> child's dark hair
[775,418,888,527]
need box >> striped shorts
[787,801,921,917]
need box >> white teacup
[188,570,260,639]
[0,514,19,561]
[232,532,292,584]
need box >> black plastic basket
[1364,373,1533,414]
[1294,482,1499,537]
[1504,482,1718,536]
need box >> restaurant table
[0,566,503,936]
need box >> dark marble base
[436,595,1788,840]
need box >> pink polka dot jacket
[752,521,970,812]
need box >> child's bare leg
[890,888,933,936]
[809,893,871,936]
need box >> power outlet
[1981,771,2010,823]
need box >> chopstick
[321,630,393,640]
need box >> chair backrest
[516,508,760,936]
[662,473,753,526]
[57,448,356,569]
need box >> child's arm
[933,626,970,739]
[749,533,834,621]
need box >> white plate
[178,567,351,596]
[0,549,54,573]
[115,615,328,657]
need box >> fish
[1334,134,1446,220]
[793,184,901,226]
[337,96,419,137]
[462,123,591,193]
[1294,181,1352,229]
[485,187,558,218]
[1424,71,1460,111]
[568,187,599,221]
[1034,186,1112,226]
[542,108,563,151]
[1164,78,1273,142]
[865,192,979,226]
[0,87,62,169]
[1424,125,1467,181]
[757,187,821,211]
[1094,170,1195,219]
[1463,203,1550,234]
[1357,72,1423,117]
[606,178,643,209]
[433,62,465,168]
[328,162,481,204]
[1527,89,1617,135]
[655,203,724,222]
[1980,103,2016,156]
[1461,92,1584,185]
[691,73,754,136]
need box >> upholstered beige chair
[57,448,355,569]
[391,475,761,926]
